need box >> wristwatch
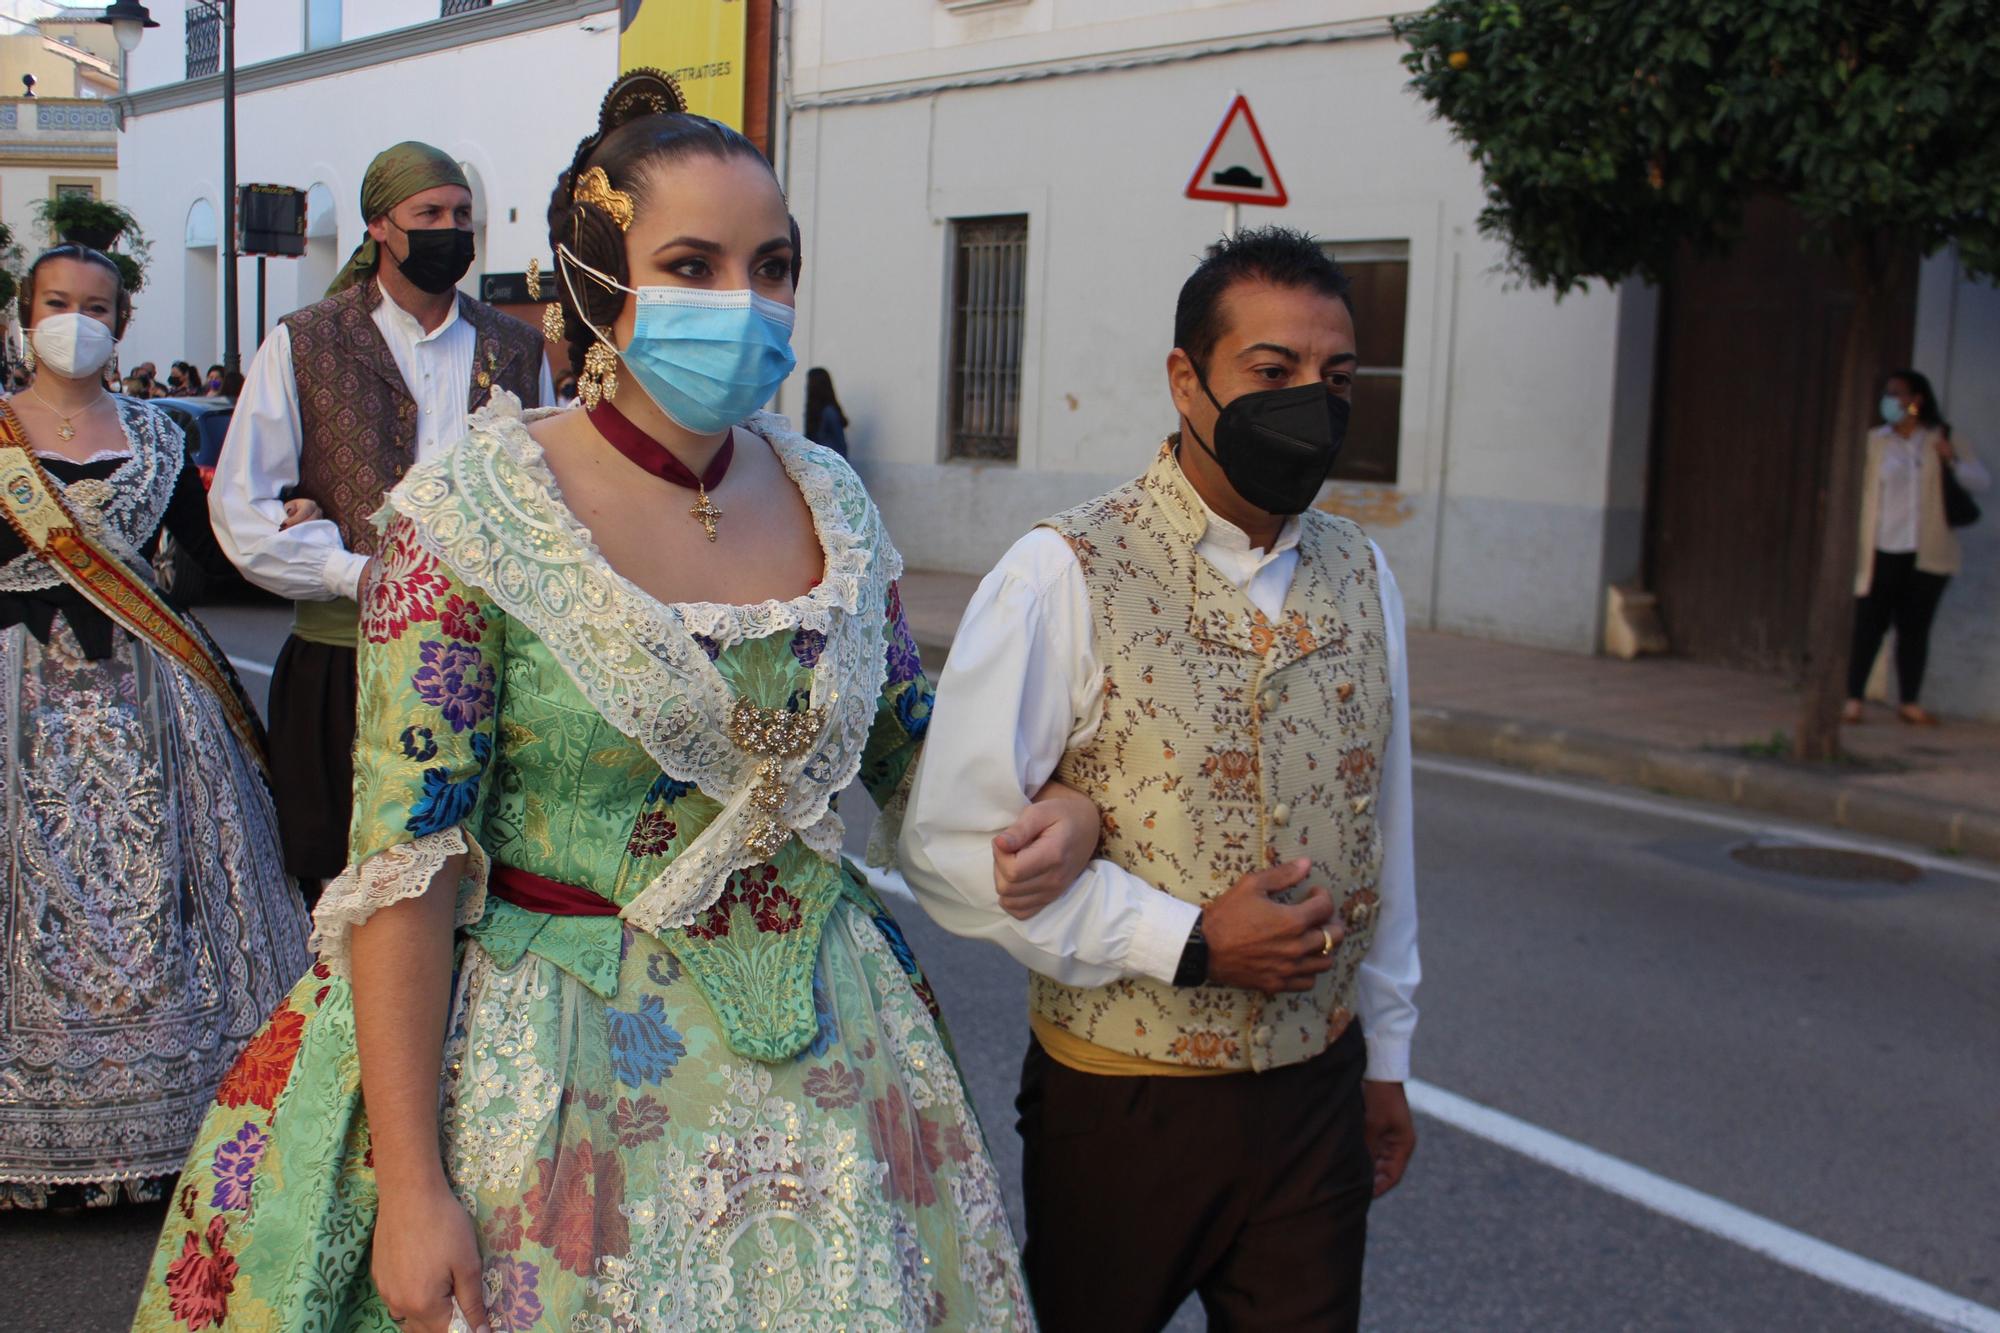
[1172,914,1209,989]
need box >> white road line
[1413,754,2000,886]
[1408,1080,2000,1332]
[227,656,275,681]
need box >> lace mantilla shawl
[383,391,902,933]
[0,398,179,592]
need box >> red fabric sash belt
[489,864,621,917]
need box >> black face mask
[1182,368,1350,516]
[389,223,475,295]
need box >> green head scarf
[326,141,470,297]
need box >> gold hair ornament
[573,166,634,232]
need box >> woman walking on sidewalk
[1844,369,1989,726]
[0,245,309,1210]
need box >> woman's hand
[991,780,1101,920]
[1935,434,1957,464]
[372,1180,490,1333]
[280,497,323,529]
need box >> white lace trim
[309,828,491,979]
[0,400,177,594]
[385,392,897,936]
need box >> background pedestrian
[803,364,848,456]
[1845,368,1990,725]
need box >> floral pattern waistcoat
[335,395,929,1060]
[1036,444,1392,1074]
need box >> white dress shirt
[900,497,1421,1082]
[1874,431,1925,554]
[208,283,555,602]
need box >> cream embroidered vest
[1033,444,1393,1074]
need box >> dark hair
[1882,368,1947,430]
[546,112,793,378]
[1173,226,1351,375]
[18,243,131,338]
[804,366,845,432]
[207,364,223,377]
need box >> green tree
[1395,0,2000,758]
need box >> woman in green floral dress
[132,72,1095,1333]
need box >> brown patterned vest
[284,282,546,559]
[1034,444,1393,1075]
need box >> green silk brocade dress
[132,400,1033,1332]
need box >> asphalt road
[7,601,1994,1331]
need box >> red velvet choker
[587,398,731,541]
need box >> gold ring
[1319,927,1334,956]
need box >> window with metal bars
[1321,239,1408,484]
[185,6,219,78]
[946,215,1028,462]
[442,0,493,15]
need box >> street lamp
[100,2,243,376]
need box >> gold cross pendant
[690,486,722,542]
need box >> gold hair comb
[573,166,634,232]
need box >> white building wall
[785,8,1637,653]
[113,15,618,373]
[1913,253,2000,721]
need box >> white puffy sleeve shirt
[899,510,1421,1082]
[207,287,555,602]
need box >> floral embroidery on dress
[604,995,685,1087]
[412,639,496,733]
[484,1255,544,1332]
[789,627,826,667]
[408,732,491,837]
[207,1123,268,1212]
[521,1137,630,1276]
[398,724,438,761]
[361,530,450,644]
[214,1003,304,1111]
[439,592,488,643]
[625,809,676,859]
[611,1096,669,1147]
[162,1215,237,1330]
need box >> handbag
[1942,461,1980,528]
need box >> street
[4,602,1993,1332]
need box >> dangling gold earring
[578,342,619,410]
[542,302,566,342]
[525,256,542,300]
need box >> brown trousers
[1017,1022,1373,1332]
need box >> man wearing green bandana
[210,141,553,904]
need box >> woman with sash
[0,245,309,1210]
[134,72,1092,1331]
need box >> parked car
[149,395,251,604]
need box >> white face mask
[31,312,117,380]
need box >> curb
[1411,706,2000,864]
[913,626,2000,865]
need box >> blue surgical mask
[1880,395,1906,424]
[559,247,796,435]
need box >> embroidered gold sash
[0,399,268,769]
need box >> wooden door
[1645,197,1915,675]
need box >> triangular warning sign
[1185,94,1288,206]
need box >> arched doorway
[297,183,338,307]
[183,198,219,366]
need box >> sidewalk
[899,569,2000,862]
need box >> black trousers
[1018,1023,1373,1333]
[266,634,358,900]
[1847,551,1950,704]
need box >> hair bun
[599,67,687,133]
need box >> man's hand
[1363,1080,1416,1197]
[1201,858,1338,994]
[280,497,323,530]
[358,556,381,604]
[992,781,1100,920]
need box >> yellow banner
[620,0,748,128]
